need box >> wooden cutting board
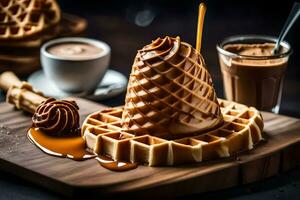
[0,98,300,199]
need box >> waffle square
[0,0,60,39]
[82,99,264,166]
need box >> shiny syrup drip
[96,155,138,172]
[27,128,95,161]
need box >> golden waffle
[82,99,264,166]
[0,0,60,40]
[0,13,86,48]
[122,36,223,139]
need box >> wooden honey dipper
[0,71,46,114]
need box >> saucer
[28,69,127,101]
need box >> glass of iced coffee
[217,35,292,113]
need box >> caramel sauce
[96,155,138,172]
[27,128,95,161]
[28,128,138,171]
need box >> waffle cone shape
[0,0,61,40]
[122,36,223,139]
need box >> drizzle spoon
[272,2,300,55]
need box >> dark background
[0,0,300,199]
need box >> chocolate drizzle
[32,98,80,135]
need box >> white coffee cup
[41,37,111,93]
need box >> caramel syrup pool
[27,128,95,161]
[28,128,138,171]
[96,155,138,172]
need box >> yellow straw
[196,3,207,53]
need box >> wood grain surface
[0,98,300,199]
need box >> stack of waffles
[82,36,264,166]
[0,0,86,75]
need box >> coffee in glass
[217,35,292,113]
